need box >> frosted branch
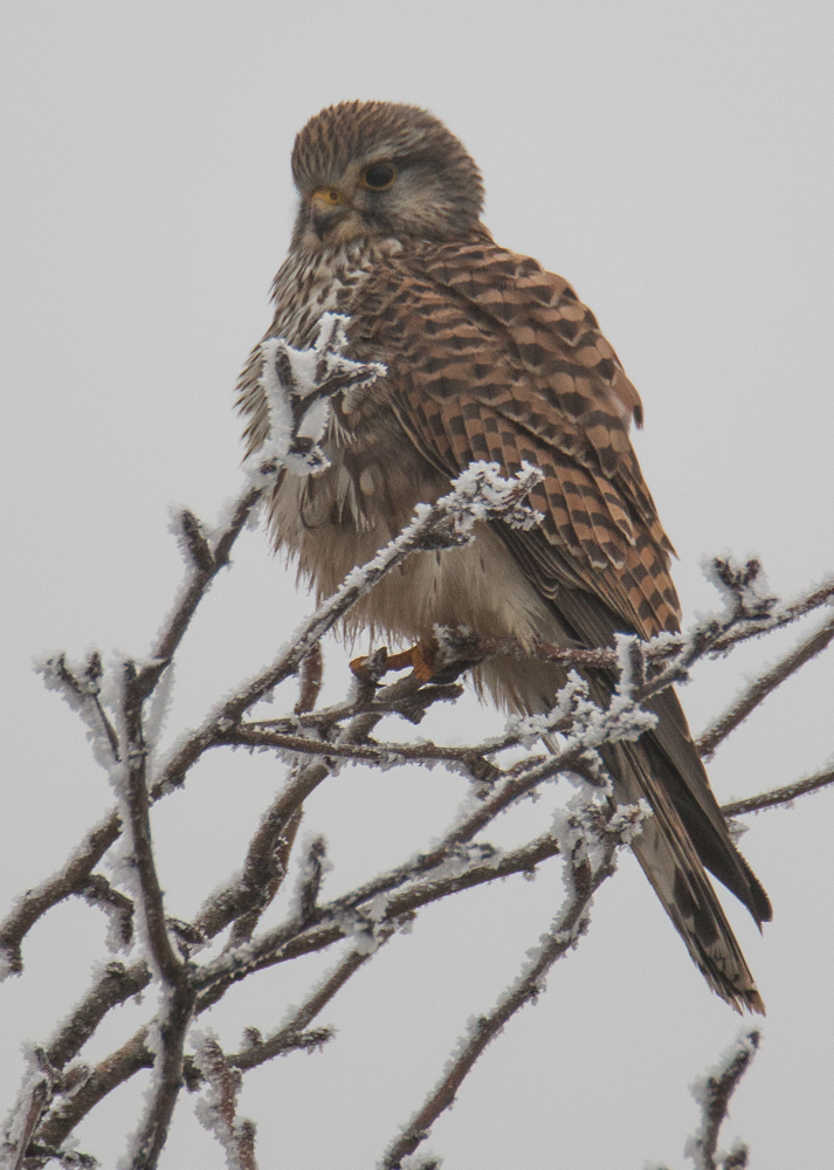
[685,1030,760,1170]
[699,610,834,757]
[193,1037,258,1170]
[6,323,831,1170]
[1,1047,57,1170]
[250,312,386,477]
[380,804,625,1168]
[721,764,834,817]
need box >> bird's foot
[349,641,436,684]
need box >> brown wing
[350,240,772,975]
[352,239,680,640]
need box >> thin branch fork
[37,946,379,1149]
[0,488,265,977]
[135,488,264,700]
[206,629,325,956]
[191,670,462,949]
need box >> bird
[236,100,771,1012]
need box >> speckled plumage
[236,100,770,1011]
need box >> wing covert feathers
[355,240,681,637]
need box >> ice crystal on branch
[250,312,385,477]
[432,460,543,540]
[704,556,776,623]
[686,1029,760,1170]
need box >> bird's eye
[361,162,397,191]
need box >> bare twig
[217,722,498,770]
[44,961,150,1072]
[442,569,834,675]
[296,836,327,923]
[193,1037,258,1170]
[229,944,377,1073]
[137,490,264,699]
[731,575,834,641]
[686,1030,760,1170]
[127,983,194,1170]
[295,643,323,715]
[1,1048,57,1170]
[21,1143,98,1168]
[226,809,304,950]
[699,612,834,757]
[118,661,180,984]
[721,765,834,818]
[38,653,121,764]
[179,510,215,574]
[78,876,134,948]
[215,644,324,949]
[38,1031,153,1149]
[0,816,121,977]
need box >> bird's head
[290,101,485,251]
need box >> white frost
[248,312,386,479]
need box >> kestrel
[236,101,771,1012]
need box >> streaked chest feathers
[246,243,559,679]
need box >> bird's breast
[266,417,570,710]
[261,238,573,709]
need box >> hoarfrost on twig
[249,312,386,478]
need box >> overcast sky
[3,1,833,1167]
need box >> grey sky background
[3,1,832,1166]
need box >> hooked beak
[310,186,350,238]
